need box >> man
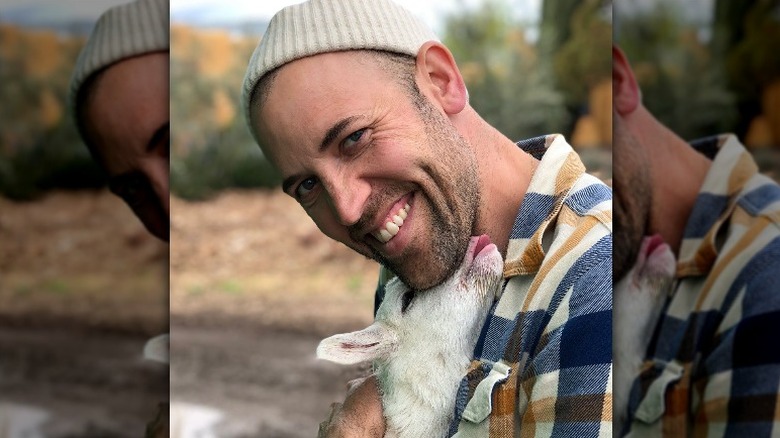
[69,1,170,436]
[70,0,170,242]
[243,0,612,436]
[613,45,780,436]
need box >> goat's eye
[401,291,414,314]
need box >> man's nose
[325,176,370,227]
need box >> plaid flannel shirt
[625,134,780,437]
[376,134,613,437]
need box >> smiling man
[243,0,613,436]
[70,0,170,242]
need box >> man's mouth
[371,201,411,244]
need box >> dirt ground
[169,190,379,437]
[1,189,378,437]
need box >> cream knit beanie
[242,0,439,142]
[69,0,168,132]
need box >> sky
[0,0,132,24]
[0,0,718,34]
[168,0,542,34]
[0,0,543,34]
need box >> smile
[371,202,411,244]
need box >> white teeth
[386,222,399,236]
[373,202,411,243]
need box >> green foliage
[553,0,612,105]
[0,27,105,199]
[725,0,780,100]
[443,0,571,141]
[170,130,281,201]
[170,25,283,199]
[616,0,738,140]
[0,119,105,200]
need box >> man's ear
[613,45,641,116]
[415,41,468,115]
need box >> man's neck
[464,114,538,258]
[637,109,712,255]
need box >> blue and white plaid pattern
[376,134,613,437]
[625,134,780,437]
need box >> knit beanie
[241,0,439,143]
[69,0,169,134]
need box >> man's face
[254,51,480,290]
[612,112,651,281]
[83,52,170,241]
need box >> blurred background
[0,1,168,437]
[615,0,780,176]
[167,0,610,437]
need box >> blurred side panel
[0,2,169,437]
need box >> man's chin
[387,258,458,291]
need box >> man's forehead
[257,51,390,133]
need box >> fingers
[317,375,385,437]
[318,402,342,438]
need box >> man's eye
[343,129,365,151]
[295,177,319,199]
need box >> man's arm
[318,375,385,438]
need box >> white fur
[317,237,503,438]
[613,235,676,436]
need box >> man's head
[612,45,652,281]
[70,0,170,241]
[243,0,481,289]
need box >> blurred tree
[538,0,581,77]
[553,0,611,107]
[0,24,104,199]
[616,0,737,140]
[443,0,570,142]
[170,24,282,200]
[725,0,780,142]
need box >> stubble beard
[351,98,481,291]
[613,120,652,282]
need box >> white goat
[613,234,676,436]
[317,235,503,438]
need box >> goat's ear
[317,324,392,365]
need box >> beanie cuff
[241,0,438,143]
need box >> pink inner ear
[341,341,379,350]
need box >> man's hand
[318,375,385,437]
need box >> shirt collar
[503,134,586,277]
[677,134,759,276]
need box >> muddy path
[0,326,168,438]
[1,190,378,437]
[0,321,366,438]
[170,322,367,438]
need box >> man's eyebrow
[146,122,170,152]
[281,116,362,195]
[319,116,359,152]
